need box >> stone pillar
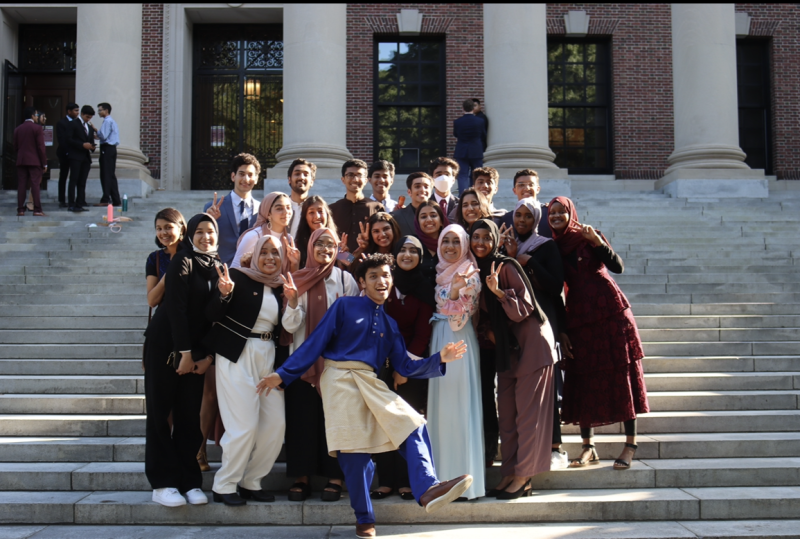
[268,3,352,187]
[657,3,766,198]
[75,4,154,198]
[483,3,568,198]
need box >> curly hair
[354,253,395,283]
[230,153,262,176]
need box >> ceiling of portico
[183,3,282,24]
[0,4,77,23]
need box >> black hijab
[470,219,545,373]
[392,235,436,308]
[179,213,222,280]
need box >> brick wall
[547,4,673,179]
[736,4,800,179]
[345,4,484,164]
[140,3,163,179]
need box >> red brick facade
[345,3,484,164]
[140,3,163,179]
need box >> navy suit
[453,114,486,193]
[203,193,260,266]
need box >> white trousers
[213,338,286,494]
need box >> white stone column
[268,3,352,186]
[483,3,567,193]
[76,3,154,198]
[657,3,766,198]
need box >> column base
[656,168,768,198]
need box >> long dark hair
[153,208,187,248]
[295,196,338,268]
[365,212,401,254]
[456,187,492,229]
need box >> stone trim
[615,169,665,181]
[547,18,620,35]
[750,18,781,37]
[365,16,453,35]
[777,169,800,180]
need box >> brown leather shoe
[420,474,473,514]
[197,449,211,472]
[355,522,376,538]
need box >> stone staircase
[0,186,799,537]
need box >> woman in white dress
[281,227,359,502]
[232,191,299,271]
[426,223,485,500]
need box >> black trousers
[144,338,205,492]
[479,348,500,463]
[284,379,343,480]
[68,158,90,208]
[57,151,70,204]
[552,365,564,445]
[581,419,637,439]
[99,144,120,205]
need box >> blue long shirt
[276,295,445,386]
[97,115,120,145]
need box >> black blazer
[164,252,217,360]
[522,240,565,336]
[55,117,72,159]
[453,114,486,159]
[205,269,286,364]
[66,119,95,162]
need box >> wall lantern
[244,78,261,100]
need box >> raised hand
[440,340,467,363]
[216,263,234,297]
[207,192,225,220]
[580,224,603,247]
[486,261,504,297]
[281,273,299,308]
[452,268,478,292]
[340,233,350,253]
[256,372,283,396]
[282,233,301,272]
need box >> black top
[523,240,566,336]
[146,249,171,280]
[164,251,217,360]
[204,269,287,365]
[417,246,439,289]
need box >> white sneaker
[550,449,569,470]
[152,487,186,507]
[185,488,208,505]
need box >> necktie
[440,198,447,215]
[238,200,248,236]
[83,122,88,136]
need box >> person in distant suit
[204,153,262,266]
[13,107,48,216]
[428,157,459,223]
[498,169,552,239]
[55,103,79,208]
[472,99,488,152]
[66,105,97,212]
[453,99,486,194]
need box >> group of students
[142,152,649,535]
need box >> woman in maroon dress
[547,196,649,470]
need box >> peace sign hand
[451,268,478,297]
[339,233,350,253]
[358,221,370,243]
[207,192,225,220]
[281,273,299,309]
[282,233,301,272]
[486,261,505,297]
[580,224,603,247]
[216,263,235,297]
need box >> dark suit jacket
[55,117,73,159]
[13,121,47,167]
[475,111,489,151]
[66,119,96,162]
[205,269,286,365]
[453,114,486,159]
[203,193,259,266]
[392,203,419,238]
[432,193,459,223]
[500,201,552,239]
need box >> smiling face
[418,206,442,239]
[155,219,182,248]
[305,202,326,231]
[289,164,314,196]
[396,244,421,271]
[514,205,535,236]
[341,166,368,195]
[470,227,494,259]
[257,242,281,275]
[371,221,394,251]
[461,194,482,226]
[513,175,540,201]
[370,169,393,199]
[548,202,569,234]
[193,221,217,252]
[440,231,462,263]
[231,164,258,197]
[474,175,497,201]
[408,177,432,207]
[269,195,293,231]
[360,264,393,304]
[312,233,337,265]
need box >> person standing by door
[13,107,48,216]
[94,102,121,207]
[66,105,96,213]
[453,99,486,195]
[55,103,79,209]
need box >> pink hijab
[236,191,289,247]
[435,224,477,287]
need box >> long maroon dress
[559,239,649,428]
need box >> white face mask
[434,175,453,193]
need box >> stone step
[632,304,800,316]
[644,372,800,391]
[0,415,144,437]
[642,341,798,357]
[639,328,800,342]
[643,355,800,373]
[561,410,800,434]
[0,330,145,345]
[0,345,141,359]
[616,274,800,284]
[0,294,143,305]
[620,283,800,295]
[0,359,143,376]
[1,274,145,285]
[0,284,142,295]
[7,305,149,317]
[0,266,145,276]
[0,317,148,330]
[627,293,800,305]
[641,265,800,273]
[0,395,145,414]
[645,390,800,411]
[636,316,800,329]
[0,376,142,394]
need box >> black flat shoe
[287,481,311,502]
[321,481,342,502]
[370,488,393,500]
[399,490,415,501]
[238,486,275,502]
[212,491,246,506]
[497,479,532,500]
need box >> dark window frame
[373,37,446,174]
[736,39,773,175]
[547,38,613,174]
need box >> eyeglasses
[313,241,337,250]
[344,173,365,180]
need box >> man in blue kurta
[258,253,472,539]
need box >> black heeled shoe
[497,479,532,500]
[399,490,415,501]
[369,488,394,500]
[569,443,600,468]
[613,443,638,470]
[238,486,275,502]
[321,481,343,502]
[287,481,311,502]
